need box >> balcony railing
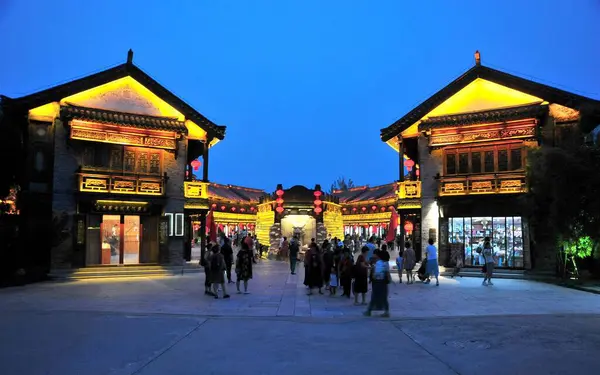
[439,172,526,196]
[78,172,165,196]
[398,181,421,199]
[184,181,209,199]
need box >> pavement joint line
[2,308,599,323]
[390,322,462,375]
[129,318,209,375]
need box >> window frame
[443,142,525,176]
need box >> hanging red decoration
[193,224,200,231]
[371,205,377,211]
[314,207,323,214]
[211,203,217,209]
[361,207,367,212]
[404,159,415,171]
[313,190,322,197]
[352,207,357,212]
[314,199,322,206]
[276,198,284,205]
[388,205,394,210]
[250,207,256,211]
[342,207,347,212]
[276,189,284,196]
[221,205,226,211]
[276,206,284,214]
[240,208,246,212]
[191,159,202,171]
[416,169,420,177]
[381,207,386,211]
[231,207,236,212]
[404,221,414,233]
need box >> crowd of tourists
[201,233,258,299]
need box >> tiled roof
[334,183,396,204]
[61,104,188,133]
[1,55,225,140]
[208,183,265,203]
[381,64,600,142]
[419,103,548,130]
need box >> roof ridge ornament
[127,49,134,65]
[475,50,481,66]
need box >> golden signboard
[184,181,209,199]
[398,181,421,199]
[71,127,176,150]
[342,211,392,224]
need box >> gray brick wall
[418,135,442,260]
[51,118,78,269]
[163,138,187,266]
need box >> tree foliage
[330,176,355,193]
[524,144,600,274]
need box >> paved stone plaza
[1,260,599,374]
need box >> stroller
[417,259,428,281]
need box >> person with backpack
[210,244,230,299]
[289,236,300,274]
[481,237,496,286]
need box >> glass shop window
[498,149,508,172]
[484,151,494,173]
[471,152,482,174]
[458,153,469,174]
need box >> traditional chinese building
[0,50,225,277]
[380,52,600,272]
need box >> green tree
[330,176,355,193]
[524,145,600,278]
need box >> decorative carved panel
[70,127,176,150]
[549,104,580,123]
[79,173,164,196]
[184,181,209,199]
[430,122,536,147]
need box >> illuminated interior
[281,215,316,246]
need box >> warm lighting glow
[276,206,284,213]
[185,119,208,141]
[388,78,544,148]
[404,221,414,233]
[29,102,60,121]
[61,76,185,119]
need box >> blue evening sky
[1,0,599,191]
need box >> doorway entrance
[99,214,141,265]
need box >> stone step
[49,264,205,280]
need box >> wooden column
[202,138,212,182]
[398,138,405,182]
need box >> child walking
[329,266,338,295]
[395,249,404,283]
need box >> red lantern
[313,190,322,197]
[276,189,284,196]
[314,199,322,206]
[342,207,347,212]
[231,207,236,212]
[416,169,420,177]
[191,159,202,171]
[314,207,323,214]
[381,207,386,211]
[193,224,200,231]
[388,206,394,210]
[250,207,256,211]
[276,206,284,214]
[221,205,226,211]
[404,159,415,171]
[404,221,414,233]
[276,198,284,205]
[211,203,217,209]
[361,207,367,212]
[371,205,377,211]
[240,208,246,212]
[352,207,357,212]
